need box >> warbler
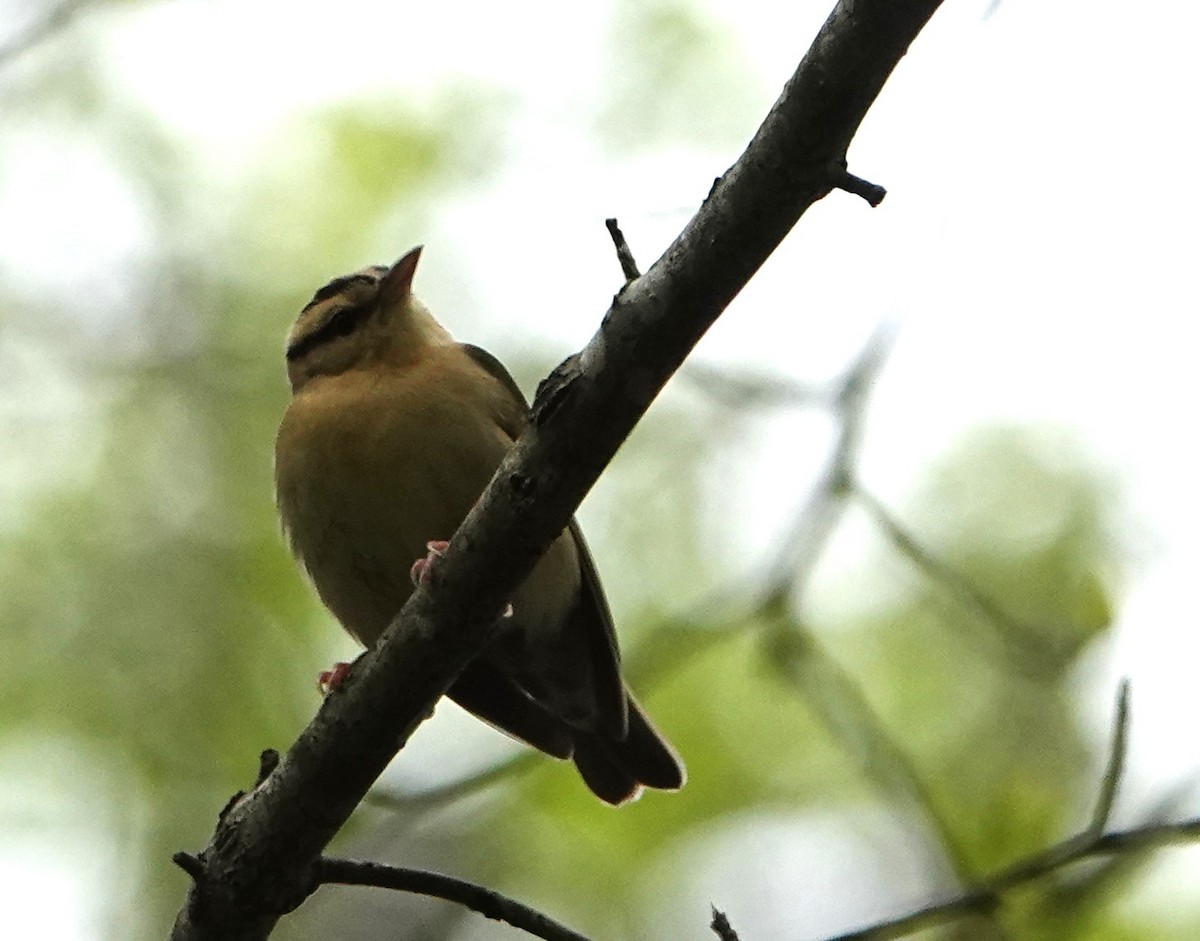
[274,246,684,804]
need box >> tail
[570,690,685,805]
[447,662,684,806]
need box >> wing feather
[459,343,627,738]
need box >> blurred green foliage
[598,0,760,151]
[0,4,1192,941]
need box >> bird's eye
[328,304,364,337]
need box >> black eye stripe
[285,303,371,361]
[304,273,378,311]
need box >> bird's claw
[408,539,513,619]
[318,661,353,695]
[409,539,450,587]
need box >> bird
[273,246,685,804]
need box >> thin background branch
[1087,679,1131,838]
[316,859,593,941]
[851,483,1056,669]
[760,323,894,604]
[826,815,1200,941]
[680,362,827,409]
[0,0,89,67]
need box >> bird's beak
[378,245,423,311]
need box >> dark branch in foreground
[168,3,947,939]
[316,859,593,941]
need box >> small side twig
[711,906,742,941]
[1035,781,1196,922]
[1086,679,1131,838]
[830,166,887,207]
[317,858,594,941]
[605,218,641,282]
[256,749,280,787]
[173,852,206,883]
[217,751,280,824]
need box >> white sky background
[1,0,1199,937]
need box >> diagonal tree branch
[167,2,947,938]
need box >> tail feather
[571,689,685,805]
[448,661,574,759]
[572,743,640,805]
[449,662,684,806]
[619,692,686,790]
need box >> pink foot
[407,538,514,619]
[410,540,450,587]
[318,661,353,695]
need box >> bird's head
[284,246,450,392]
